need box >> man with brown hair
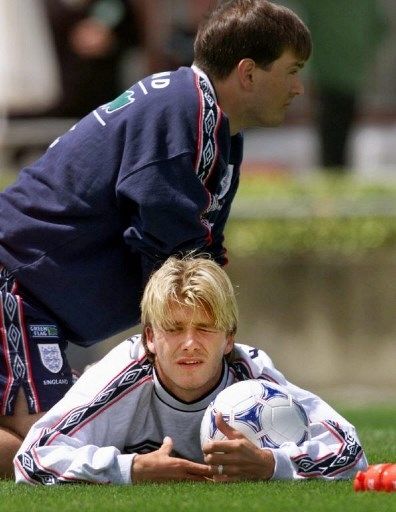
[0,1,311,477]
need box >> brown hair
[194,0,311,79]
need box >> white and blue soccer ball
[200,379,310,449]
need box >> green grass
[2,480,396,512]
[2,405,395,512]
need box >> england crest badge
[38,344,63,374]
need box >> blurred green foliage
[226,216,396,257]
[0,169,16,190]
[227,173,396,257]
[237,173,396,200]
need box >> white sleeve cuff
[269,449,295,480]
[116,454,136,484]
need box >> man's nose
[182,329,199,348]
[293,76,304,96]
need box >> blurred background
[0,0,395,406]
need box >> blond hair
[141,256,238,360]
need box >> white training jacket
[14,335,368,485]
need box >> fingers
[185,460,218,478]
[208,466,243,483]
[202,438,246,457]
[133,453,215,483]
[215,412,244,440]
[159,435,173,456]
[204,448,276,482]
[204,451,244,468]
[212,475,240,483]
[133,435,219,483]
[160,442,216,478]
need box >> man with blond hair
[15,256,367,485]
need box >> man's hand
[132,436,215,483]
[202,412,275,482]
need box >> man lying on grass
[14,257,367,484]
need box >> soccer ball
[200,379,310,449]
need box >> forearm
[14,345,146,485]
[270,422,368,480]
[15,441,135,485]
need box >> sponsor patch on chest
[29,324,59,338]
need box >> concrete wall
[67,251,396,406]
[227,252,396,405]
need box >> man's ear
[145,325,156,355]
[237,58,256,91]
[224,333,235,355]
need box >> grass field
[1,405,395,512]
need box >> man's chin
[258,115,286,128]
[267,114,286,127]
